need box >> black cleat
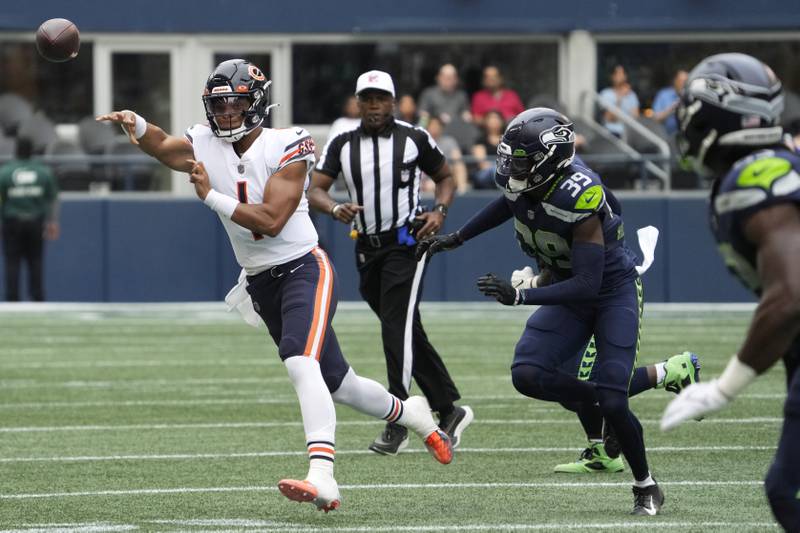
[368,423,408,456]
[602,419,621,459]
[631,482,664,516]
[438,405,474,449]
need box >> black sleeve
[411,128,446,176]
[458,196,513,241]
[315,133,347,178]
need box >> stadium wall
[3,195,753,303]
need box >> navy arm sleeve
[519,241,604,304]
[458,196,513,241]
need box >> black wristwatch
[433,203,448,218]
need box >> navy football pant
[511,278,651,480]
[246,247,350,392]
[765,344,800,532]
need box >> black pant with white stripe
[356,241,460,413]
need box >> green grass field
[0,303,786,532]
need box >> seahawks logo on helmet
[539,125,575,146]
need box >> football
[35,18,80,62]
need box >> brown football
[35,18,80,62]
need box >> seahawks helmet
[495,108,576,194]
[202,59,276,143]
[677,53,784,174]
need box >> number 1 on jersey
[236,181,263,241]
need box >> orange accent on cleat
[424,429,454,464]
[319,500,341,513]
[278,479,317,503]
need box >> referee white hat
[355,70,395,97]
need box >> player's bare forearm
[736,204,800,373]
[138,124,194,172]
[230,161,307,237]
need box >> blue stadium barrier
[0,194,754,302]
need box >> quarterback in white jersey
[97,59,452,514]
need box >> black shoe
[368,423,408,456]
[602,418,621,459]
[438,405,474,449]
[631,482,664,516]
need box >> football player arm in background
[188,159,306,238]
[415,195,513,260]
[477,214,605,306]
[662,203,800,430]
[95,110,194,173]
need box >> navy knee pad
[595,387,629,415]
[511,364,550,400]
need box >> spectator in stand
[652,69,688,136]
[599,65,640,138]
[418,64,471,127]
[397,94,419,125]
[424,116,468,194]
[469,110,505,189]
[471,66,524,124]
[328,95,362,140]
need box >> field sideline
[0,303,784,532]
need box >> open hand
[95,110,140,145]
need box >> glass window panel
[112,53,171,190]
[292,42,559,124]
[0,40,93,124]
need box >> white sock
[655,363,667,386]
[284,356,336,471]
[633,474,656,488]
[331,367,398,420]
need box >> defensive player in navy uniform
[418,108,663,515]
[97,59,453,514]
[662,53,800,531]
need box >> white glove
[511,266,538,289]
[660,380,730,431]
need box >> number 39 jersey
[186,124,318,274]
[504,160,639,291]
[710,148,800,295]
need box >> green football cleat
[554,442,624,473]
[660,351,701,394]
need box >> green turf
[0,305,786,531]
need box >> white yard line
[0,480,767,500]
[0,445,777,464]
[0,417,782,434]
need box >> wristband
[331,204,342,218]
[120,111,147,139]
[716,355,757,399]
[204,189,239,219]
[514,289,524,305]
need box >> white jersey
[186,124,318,274]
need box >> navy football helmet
[677,53,784,174]
[202,59,276,142]
[495,107,576,194]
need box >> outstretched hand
[477,273,520,305]
[95,110,139,145]
[414,232,463,261]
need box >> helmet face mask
[202,60,274,143]
[495,109,576,194]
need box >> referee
[309,70,473,455]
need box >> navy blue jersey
[710,148,800,295]
[503,161,639,291]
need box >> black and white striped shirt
[315,119,445,235]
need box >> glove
[477,273,521,305]
[415,231,463,261]
[511,266,537,289]
[660,381,730,431]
